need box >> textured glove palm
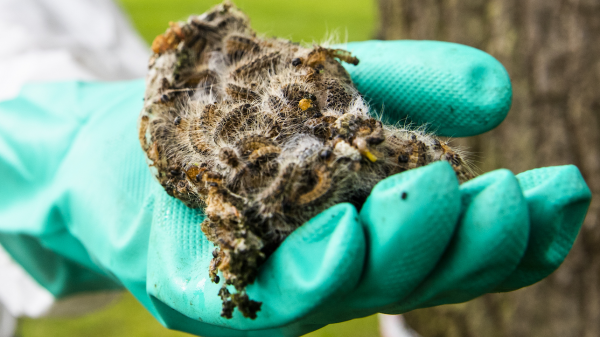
[0,41,591,337]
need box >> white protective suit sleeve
[0,0,149,323]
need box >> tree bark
[376,0,600,336]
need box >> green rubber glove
[0,41,591,337]
[341,40,512,137]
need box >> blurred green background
[18,293,380,337]
[122,0,377,45]
[16,1,381,336]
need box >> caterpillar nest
[139,1,473,320]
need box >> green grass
[116,0,377,45]
[18,292,380,337]
[18,293,192,337]
[17,1,380,337]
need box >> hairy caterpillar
[139,1,473,319]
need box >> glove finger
[340,40,511,137]
[150,296,326,337]
[334,161,460,319]
[150,289,326,337]
[494,165,591,292]
[245,203,366,329]
[382,169,529,314]
[147,200,365,331]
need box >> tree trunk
[376,0,600,336]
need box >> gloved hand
[0,40,591,337]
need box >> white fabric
[0,0,150,328]
[0,245,123,319]
[0,246,54,317]
[0,302,17,337]
[378,314,422,337]
[0,0,149,101]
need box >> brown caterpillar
[139,1,473,320]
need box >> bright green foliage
[116,0,377,45]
